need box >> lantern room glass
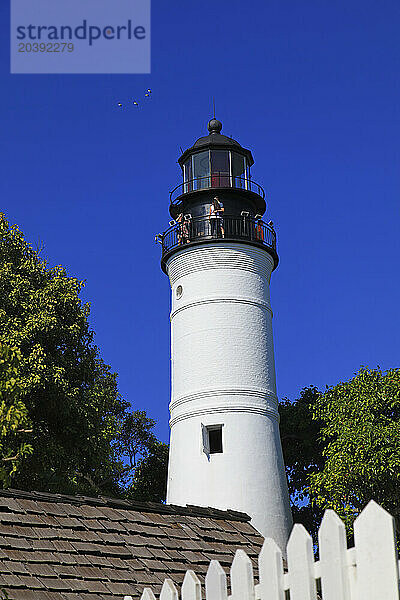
[183,158,192,193]
[231,152,247,189]
[193,151,210,190]
[211,150,230,187]
[182,150,250,192]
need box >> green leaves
[0,343,33,486]
[280,368,400,541]
[128,441,169,503]
[0,214,127,494]
[279,387,325,540]
[309,367,400,533]
[0,214,168,501]
[113,410,169,502]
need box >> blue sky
[1,0,399,443]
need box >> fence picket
[139,590,156,600]
[354,500,400,600]
[345,547,357,600]
[160,579,179,600]
[318,509,350,600]
[287,524,317,600]
[258,538,284,600]
[182,570,202,600]
[230,549,255,600]
[205,560,227,600]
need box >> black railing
[161,215,276,258]
[170,175,265,205]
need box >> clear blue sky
[1,1,399,443]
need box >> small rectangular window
[209,427,223,453]
[202,424,223,455]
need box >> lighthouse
[159,119,293,552]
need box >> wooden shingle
[0,488,264,599]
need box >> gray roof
[0,489,264,600]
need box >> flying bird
[116,90,152,109]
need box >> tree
[309,367,400,532]
[0,344,33,486]
[114,410,157,478]
[113,410,169,502]
[279,386,325,539]
[127,441,169,503]
[0,214,128,495]
[280,367,400,543]
[0,214,170,503]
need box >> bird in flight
[117,89,152,108]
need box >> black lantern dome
[160,119,278,272]
[189,119,247,154]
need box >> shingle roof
[0,489,264,600]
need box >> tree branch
[2,455,19,462]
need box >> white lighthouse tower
[159,119,292,553]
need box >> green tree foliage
[0,214,128,494]
[0,344,33,485]
[280,368,400,541]
[127,441,169,503]
[309,367,400,532]
[0,214,170,500]
[112,410,169,502]
[115,410,157,475]
[279,387,325,539]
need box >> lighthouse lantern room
[159,119,292,553]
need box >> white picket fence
[124,500,400,600]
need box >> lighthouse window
[193,151,210,190]
[183,158,192,193]
[211,150,230,187]
[202,424,223,455]
[231,152,247,189]
[208,427,223,454]
[208,426,222,454]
